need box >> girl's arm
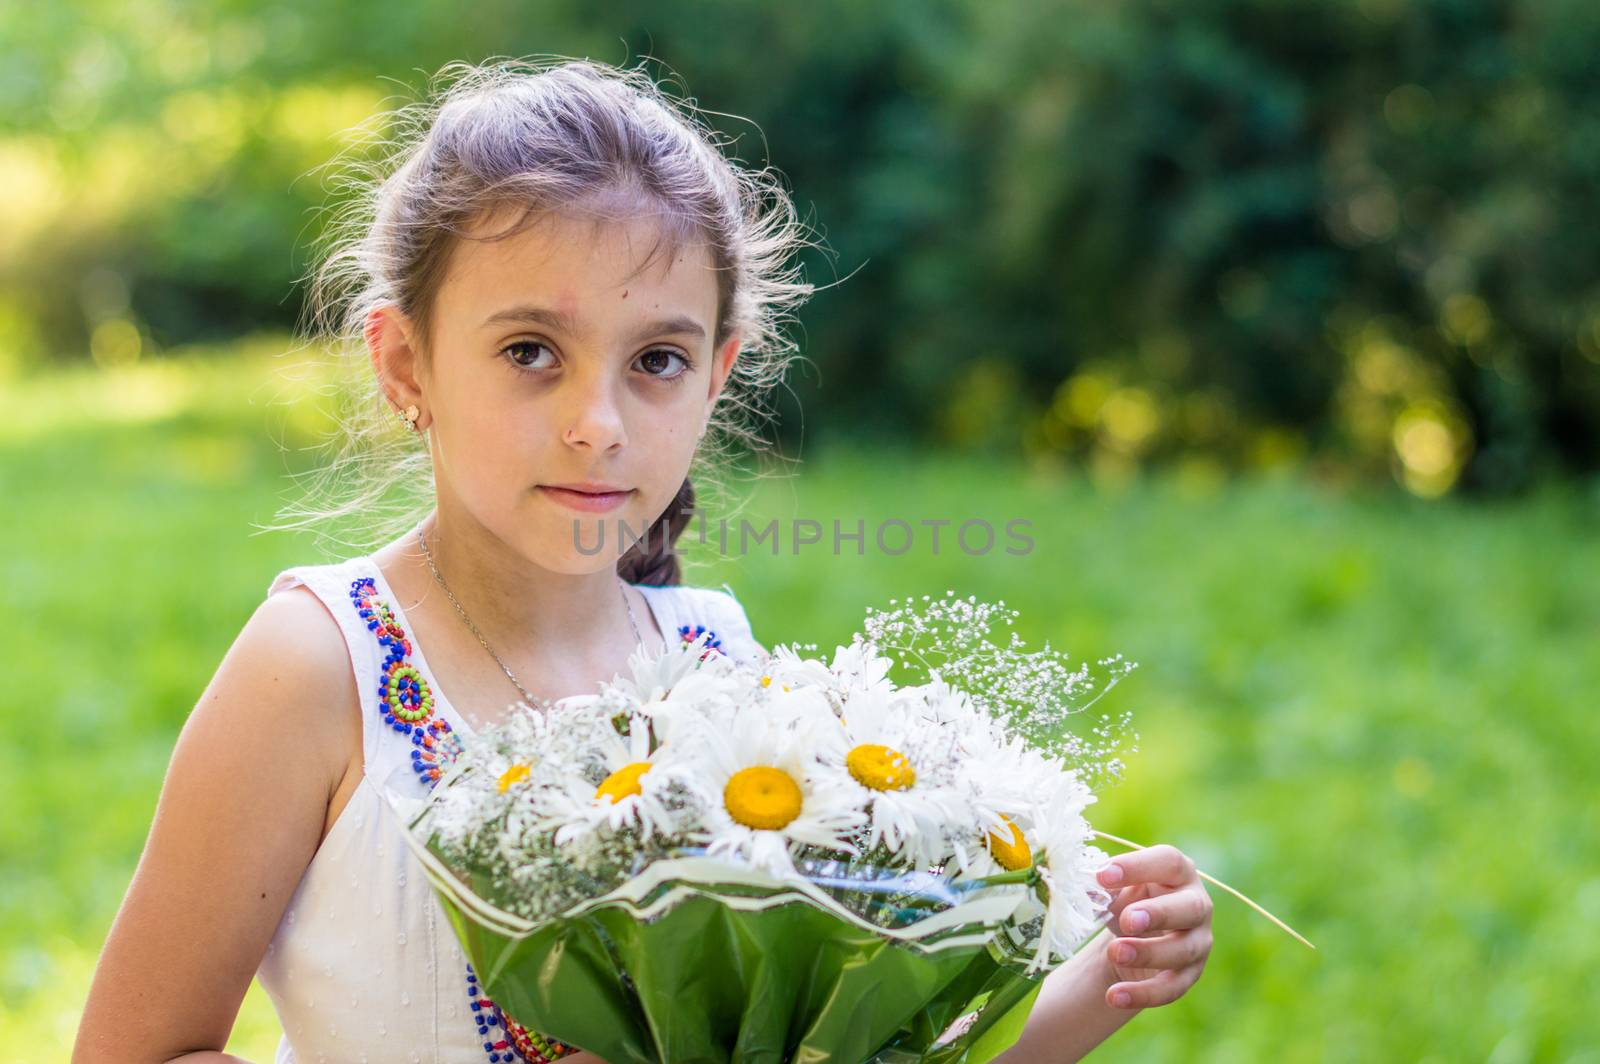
[72,587,364,1063]
[994,845,1214,1062]
[989,927,1133,1062]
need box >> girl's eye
[637,347,693,381]
[502,340,555,371]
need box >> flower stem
[969,867,1039,887]
[1092,829,1317,950]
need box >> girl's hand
[1094,843,1213,1010]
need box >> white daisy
[946,808,1040,881]
[605,629,742,723]
[418,704,576,857]
[764,636,899,709]
[940,767,1109,975]
[948,719,1079,874]
[656,659,834,753]
[683,698,868,882]
[829,636,897,696]
[810,684,978,869]
[638,668,750,747]
[1025,775,1113,974]
[757,644,837,697]
[762,680,840,737]
[604,633,760,746]
[538,712,697,847]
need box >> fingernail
[1126,909,1150,932]
[1099,863,1124,885]
[1114,942,1137,964]
[1111,990,1131,1008]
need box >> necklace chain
[415,524,642,711]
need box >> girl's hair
[265,56,822,583]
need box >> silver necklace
[415,524,642,710]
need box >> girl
[73,58,1211,1063]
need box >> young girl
[74,58,1211,1063]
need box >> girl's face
[385,206,738,573]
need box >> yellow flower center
[723,766,804,830]
[596,761,652,803]
[846,743,917,791]
[759,674,790,691]
[497,763,531,794]
[985,816,1033,871]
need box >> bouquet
[392,592,1144,1063]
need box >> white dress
[253,554,765,1064]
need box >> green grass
[5,340,1597,1062]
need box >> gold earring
[398,404,420,431]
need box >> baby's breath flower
[861,589,1140,786]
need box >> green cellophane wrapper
[399,787,1092,1064]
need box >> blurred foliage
[2,0,1599,500]
[4,344,1598,1059]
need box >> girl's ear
[706,333,741,410]
[366,303,430,431]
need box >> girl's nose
[561,380,627,452]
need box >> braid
[617,477,695,586]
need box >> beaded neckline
[345,560,726,1063]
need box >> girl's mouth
[537,485,636,513]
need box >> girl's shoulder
[264,555,368,601]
